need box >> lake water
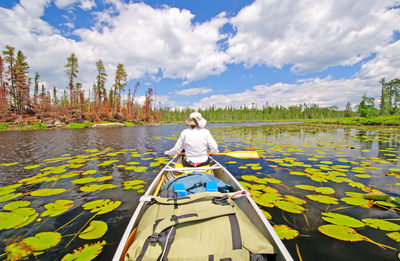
[0,122,399,260]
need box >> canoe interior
[113,155,293,261]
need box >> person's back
[165,112,218,167]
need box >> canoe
[112,155,293,261]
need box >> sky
[1,0,400,110]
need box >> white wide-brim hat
[185,112,207,128]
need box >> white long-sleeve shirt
[166,127,219,163]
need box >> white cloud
[227,0,400,74]
[175,87,212,96]
[75,3,229,81]
[358,40,400,81]
[194,77,377,109]
[0,2,229,94]
[54,0,95,10]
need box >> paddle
[179,150,262,159]
[214,150,262,159]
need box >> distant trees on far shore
[0,45,159,125]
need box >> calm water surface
[0,122,399,261]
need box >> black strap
[228,214,242,250]
[186,181,204,191]
[170,213,198,224]
[213,195,229,206]
[136,235,152,261]
[157,226,176,261]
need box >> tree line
[160,103,357,122]
[0,45,159,125]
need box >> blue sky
[1,0,400,110]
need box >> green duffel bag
[125,192,275,261]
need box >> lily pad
[314,187,335,195]
[0,193,22,203]
[273,225,299,240]
[82,199,121,215]
[83,170,97,175]
[307,194,339,204]
[123,180,146,190]
[31,188,66,197]
[61,241,106,261]
[3,200,30,210]
[5,232,61,260]
[362,218,400,231]
[41,200,74,217]
[79,184,117,192]
[341,197,371,207]
[79,220,108,239]
[274,200,305,214]
[318,224,364,241]
[387,232,400,242]
[321,212,365,228]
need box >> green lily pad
[341,197,371,207]
[0,193,22,203]
[274,200,305,214]
[80,184,117,192]
[83,170,97,175]
[315,187,335,195]
[0,184,22,197]
[24,164,41,170]
[1,162,18,166]
[31,188,66,197]
[41,200,74,217]
[82,199,121,215]
[295,185,316,191]
[318,224,364,241]
[307,195,339,204]
[362,218,400,231]
[284,195,306,205]
[61,241,106,261]
[261,209,272,219]
[5,232,62,260]
[3,200,30,210]
[23,231,62,251]
[387,232,400,242]
[123,180,146,190]
[273,225,299,240]
[0,212,29,230]
[71,177,97,184]
[321,212,365,228]
[98,160,119,166]
[79,220,108,239]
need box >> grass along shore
[310,116,400,126]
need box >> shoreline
[1,116,400,132]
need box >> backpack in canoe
[124,173,276,261]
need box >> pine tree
[2,45,16,109]
[113,63,127,114]
[34,72,39,106]
[64,53,79,106]
[95,59,107,103]
[15,50,29,115]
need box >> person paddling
[164,112,219,167]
